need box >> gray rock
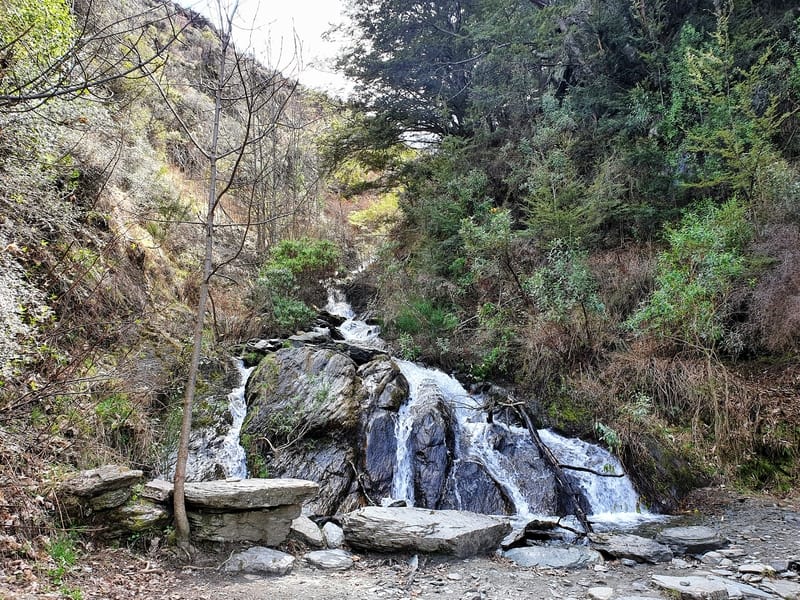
[223,547,295,575]
[588,587,614,600]
[290,516,324,548]
[503,546,603,569]
[656,526,728,554]
[707,575,776,599]
[304,549,354,570]
[115,501,170,532]
[187,504,300,544]
[761,579,800,599]
[408,382,453,507]
[88,488,131,511]
[141,479,173,502]
[651,575,727,599]
[342,506,510,558]
[59,465,143,497]
[589,532,673,564]
[322,521,345,548]
[739,563,776,575]
[182,478,319,510]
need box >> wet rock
[503,546,602,569]
[182,479,319,510]
[441,460,513,516]
[362,410,397,501]
[589,532,673,564]
[656,526,728,554]
[223,547,295,575]
[408,382,453,508]
[288,330,332,345]
[322,521,345,548]
[304,549,354,570]
[290,516,324,548]
[342,506,510,558]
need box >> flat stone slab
[59,465,143,497]
[223,547,295,575]
[342,507,510,558]
[761,579,800,599]
[652,575,728,599]
[656,526,728,554]
[141,479,173,502]
[182,478,319,510]
[589,532,673,564]
[304,549,354,570]
[503,546,603,569]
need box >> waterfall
[165,358,255,481]
[313,289,656,525]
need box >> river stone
[290,515,324,548]
[182,478,319,510]
[342,506,510,558]
[304,549,354,570]
[322,521,345,548]
[223,547,295,575]
[656,526,728,554]
[652,575,727,599]
[187,504,300,543]
[59,465,143,497]
[589,532,673,564]
[503,546,603,569]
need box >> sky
[187,0,352,96]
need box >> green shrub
[627,199,751,351]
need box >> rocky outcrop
[244,347,366,514]
[183,478,318,509]
[223,547,295,575]
[341,506,511,558]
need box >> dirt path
[4,489,799,599]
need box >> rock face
[59,465,143,500]
[188,504,301,544]
[341,506,511,558]
[589,533,674,564]
[244,347,366,514]
[407,382,453,508]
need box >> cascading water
[327,289,656,526]
[166,358,255,481]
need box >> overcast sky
[187,0,351,95]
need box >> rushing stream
[326,291,654,526]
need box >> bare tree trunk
[173,21,229,550]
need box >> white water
[171,358,255,481]
[314,290,656,525]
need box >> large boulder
[188,504,300,544]
[244,347,367,514]
[408,381,454,507]
[341,506,510,558]
[504,546,603,569]
[589,532,673,564]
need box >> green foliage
[0,0,75,88]
[627,199,752,350]
[253,238,340,334]
[525,239,604,327]
[46,532,79,584]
